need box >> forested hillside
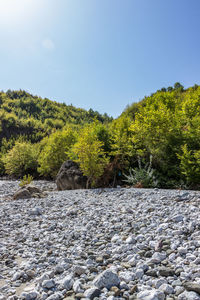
[1,84,200,189]
[0,89,112,144]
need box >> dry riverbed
[0,180,200,300]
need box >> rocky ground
[0,181,200,300]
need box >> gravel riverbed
[0,181,200,300]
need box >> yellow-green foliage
[19,174,33,187]
[38,127,77,178]
[1,84,200,189]
[110,115,133,166]
[129,86,200,183]
[0,89,112,146]
[69,123,109,188]
[177,145,200,186]
[3,141,38,177]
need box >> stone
[20,291,38,300]
[110,286,121,295]
[46,293,63,300]
[157,267,175,277]
[119,281,129,290]
[13,188,31,200]
[183,282,200,294]
[84,287,101,299]
[126,236,136,244]
[13,184,42,200]
[150,252,166,264]
[178,291,200,300]
[159,284,174,295]
[135,268,144,279]
[29,207,43,216]
[12,271,24,281]
[73,279,83,293]
[54,266,64,274]
[137,288,165,300]
[42,279,55,289]
[93,269,120,289]
[172,215,184,222]
[119,271,135,283]
[56,160,87,190]
[60,275,74,290]
[26,185,41,194]
[74,265,87,275]
[146,269,158,277]
[155,279,167,289]
[178,247,187,255]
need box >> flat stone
[158,267,175,277]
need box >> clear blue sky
[0,0,200,117]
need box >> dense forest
[0,83,200,189]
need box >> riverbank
[0,182,200,299]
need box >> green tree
[3,141,38,177]
[38,127,77,178]
[177,145,200,186]
[69,123,109,188]
[110,115,133,168]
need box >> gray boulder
[56,160,87,190]
[13,184,42,200]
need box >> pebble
[0,180,200,299]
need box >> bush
[3,141,38,177]
[19,174,33,187]
[123,156,158,188]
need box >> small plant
[123,156,158,188]
[19,174,33,187]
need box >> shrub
[19,174,33,187]
[3,141,38,177]
[123,156,158,188]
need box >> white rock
[74,265,87,275]
[111,235,120,243]
[126,236,136,244]
[136,268,144,279]
[159,283,174,295]
[150,252,166,264]
[73,279,83,293]
[137,288,165,300]
[20,291,39,300]
[60,275,73,290]
[84,287,101,299]
[93,269,120,289]
[178,247,187,255]
[172,215,184,222]
[154,279,167,289]
[178,291,200,300]
[119,271,135,283]
[42,279,55,289]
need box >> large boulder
[13,184,43,200]
[56,160,87,190]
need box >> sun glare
[0,0,39,27]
